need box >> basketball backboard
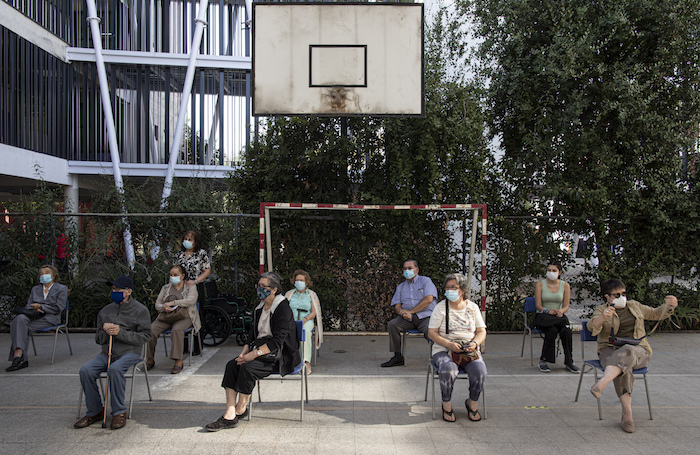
[252,2,424,116]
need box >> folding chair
[30,300,72,364]
[77,347,153,419]
[249,320,309,421]
[574,320,653,420]
[520,297,561,365]
[428,357,487,420]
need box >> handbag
[445,301,479,367]
[608,315,664,347]
[532,312,569,329]
[157,295,187,323]
[13,307,44,320]
[249,336,281,363]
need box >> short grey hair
[260,271,284,295]
[444,273,469,295]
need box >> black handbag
[608,317,664,347]
[532,312,569,329]
[13,307,44,320]
[249,336,281,363]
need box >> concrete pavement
[1,331,700,454]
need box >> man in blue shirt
[381,259,438,367]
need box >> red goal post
[259,203,487,311]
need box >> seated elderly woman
[146,264,200,374]
[206,271,300,431]
[588,278,677,433]
[284,269,323,375]
[428,272,487,422]
[7,265,68,371]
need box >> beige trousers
[147,316,193,361]
[599,345,651,397]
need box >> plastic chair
[249,320,309,421]
[30,300,72,364]
[77,347,152,419]
[160,302,202,366]
[574,320,653,420]
[428,357,487,420]
[520,297,561,365]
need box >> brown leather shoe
[171,364,183,374]
[110,412,127,430]
[74,409,105,428]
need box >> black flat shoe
[381,355,404,367]
[205,416,239,432]
[6,358,28,372]
[236,408,249,419]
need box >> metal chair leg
[643,374,653,420]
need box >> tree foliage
[463,0,700,310]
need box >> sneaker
[205,416,239,432]
[565,362,580,373]
[537,361,550,373]
[381,354,405,367]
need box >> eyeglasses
[256,284,272,290]
[445,286,460,291]
[609,292,627,298]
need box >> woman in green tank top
[534,261,579,373]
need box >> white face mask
[546,271,559,281]
[612,296,627,309]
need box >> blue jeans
[432,350,487,403]
[79,352,142,416]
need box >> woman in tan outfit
[588,278,677,433]
[146,264,201,374]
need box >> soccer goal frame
[259,203,487,310]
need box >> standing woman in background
[534,261,579,373]
[285,269,323,375]
[174,230,211,286]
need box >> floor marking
[152,347,219,390]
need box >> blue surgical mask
[256,286,271,301]
[182,240,194,250]
[39,274,53,284]
[111,291,125,303]
[170,276,182,285]
[445,290,460,302]
[294,281,306,292]
[403,269,415,280]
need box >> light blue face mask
[403,269,415,280]
[39,274,53,284]
[182,240,194,250]
[445,290,461,302]
[294,281,306,292]
[170,275,182,285]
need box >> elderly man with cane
[74,276,152,430]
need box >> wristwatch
[256,350,263,356]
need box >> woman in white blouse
[428,273,487,423]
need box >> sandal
[466,399,482,422]
[442,406,456,422]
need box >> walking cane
[102,335,113,428]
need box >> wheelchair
[199,280,252,347]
